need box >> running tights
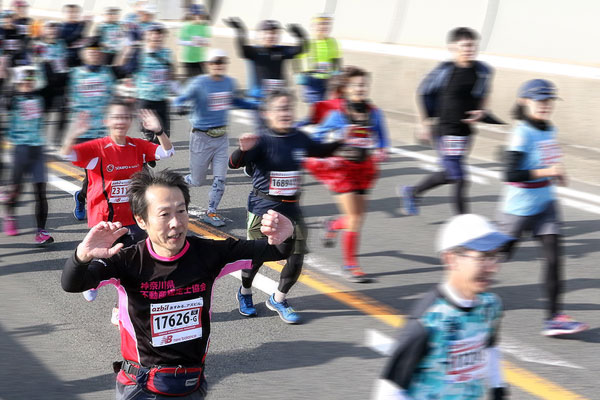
[503,234,562,319]
[414,171,469,214]
[242,253,304,294]
[7,182,48,230]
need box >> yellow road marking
[49,160,589,400]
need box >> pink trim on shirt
[145,238,190,262]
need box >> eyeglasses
[210,58,228,65]
[456,251,502,264]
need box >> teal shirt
[135,48,172,101]
[406,292,502,399]
[97,22,126,54]
[69,66,115,139]
[34,40,69,73]
[8,92,45,146]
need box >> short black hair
[63,4,82,11]
[128,169,190,222]
[263,89,295,110]
[108,97,135,113]
[345,66,369,80]
[447,27,479,43]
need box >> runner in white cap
[374,214,511,399]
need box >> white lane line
[304,254,343,277]
[48,174,79,195]
[364,328,584,369]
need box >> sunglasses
[210,58,228,65]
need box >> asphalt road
[0,111,598,400]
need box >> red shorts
[304,156,378,193]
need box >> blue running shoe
[400,185,419,216]
[266,294,301,324]
[542,314,589,336]
[73,190,86,220]
[237,287,256,317]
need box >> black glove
[223,17,245,31]
[287,24,306,39]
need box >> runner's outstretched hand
[260,210,294,245]
[140,109,163,133]
[76,221,128,263]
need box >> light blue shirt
[175,75,249,130]
[502,121,559,216]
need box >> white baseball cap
[437,214,513,253]
[142,4,157,14]
[206,48,227,62]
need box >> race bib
[269,171,300,196]
[22,99,41,120]
[150,68,168,84]
[442,136,469,156]
[315,61,331,73]
[80,77,106,97]
[17,24,28,36]
[447,334,487,383]
[537,139,561,166]
[345,125,375,149]
[191,36,207,47]
[5,39,20,51]
[208,91,232,112]
[109,179,131,203]
[52,58,67,73]
[150,298,203,347]
[262,79,284,95]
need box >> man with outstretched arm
[61,169,293,399]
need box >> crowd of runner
[0,1,591,399]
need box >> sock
[274,290,286,303]
[342,231,359,266]
[330,217,347,231]
[240,286,252,295]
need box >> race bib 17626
[150,298,203,347]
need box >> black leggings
[414,171,469,214]
[502,234,562,319]
[7,182,48,230]
[77,170,88,203]
[241,253,304,294]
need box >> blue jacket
[312,107,389,149]
[418,60,492,118]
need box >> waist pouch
[125,361,204,396]
[194,125,227,138]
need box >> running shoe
[83,289,98,302]
[111,307,119,326]
[35,229,54,245]
[265,294,301,324]
[73,190,86,221]
[399,185,419,216]
[202,212,226,227]
[237,287,257,317]
[3,217,17,236]
[320,217,337,248]
[341,265,370,283]
[542,315,589,336]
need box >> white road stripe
[365,328,584,369]
[48,174,79,195]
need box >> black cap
[258,19,281,31]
